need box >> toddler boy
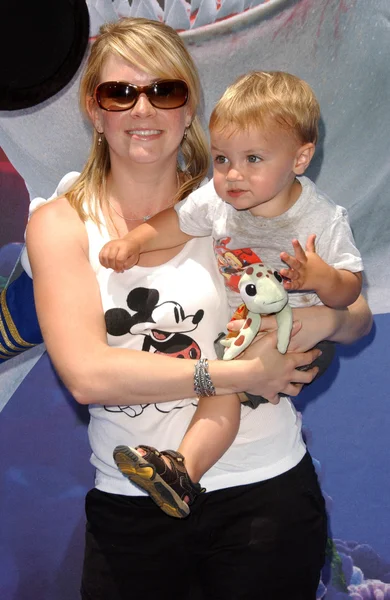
[101,71,363,517]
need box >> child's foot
[113,445,205,519]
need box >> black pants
[81,453,327,600]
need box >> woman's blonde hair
[209,71,320,145]
[66,18,209,222]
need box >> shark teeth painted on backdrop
[164,0,191,31]
[87,0,272,34]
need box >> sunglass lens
[151,80,188,109]
[97,83,137,111]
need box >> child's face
[211,125,309,218]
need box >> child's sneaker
[113,444,205,519]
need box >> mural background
[1,1,389,598]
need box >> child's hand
[99,238,140,272]
[279,234,323,291]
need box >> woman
[26,18,372,600]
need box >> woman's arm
[285,295,373,352]
[26,199,321,406]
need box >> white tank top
[84,212,306,496]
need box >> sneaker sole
[113,445,190,519]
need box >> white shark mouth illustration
[88,0,289,36]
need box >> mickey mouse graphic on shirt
[103,286,204,418]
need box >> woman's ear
[184,105,193,129]
[87,96,104,133]
[294,143,315,175]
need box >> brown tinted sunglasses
[94,79,189,111]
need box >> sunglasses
[94,79,189,112]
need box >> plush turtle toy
[221,263,293,361]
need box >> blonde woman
[26,18,372,600]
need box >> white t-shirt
[175,176,364,310]
[24,173,306,496]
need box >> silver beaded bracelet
[194,358,216,397]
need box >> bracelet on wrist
[194,358,216,397]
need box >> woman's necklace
[107,172,181,222]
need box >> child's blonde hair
[209,71,320,145]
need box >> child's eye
[214,155,228,164]
[247,155,261,163]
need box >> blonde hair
[209,71,320,145]
[66,18,209,223]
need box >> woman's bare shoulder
[26,195,89,266]
[29,194,79,222]
[27,195,86,242]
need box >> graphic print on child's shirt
[214,237,262,293]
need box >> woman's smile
[126,128,163,141]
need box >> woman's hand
[236,323,321,404]
[286,316,326,353]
